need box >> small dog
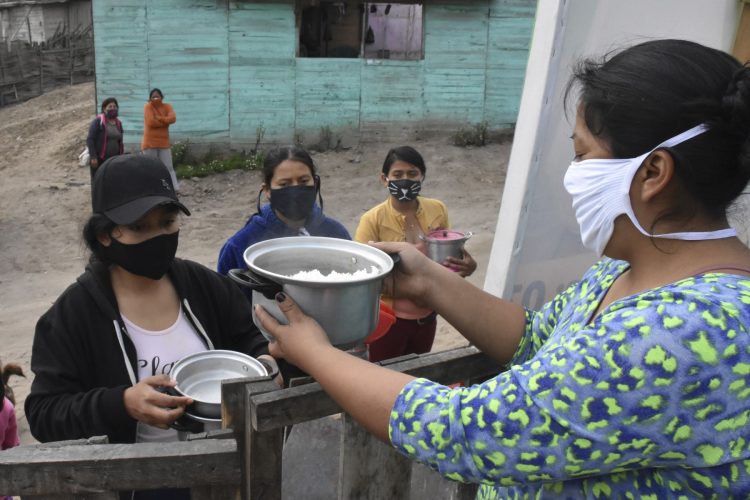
[1,361,25,407]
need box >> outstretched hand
[255,293,333,369]
[123,374,192,429]
[369,241,440,304]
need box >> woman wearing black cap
[26,154,275,499]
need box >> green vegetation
[172,125,266,179]
[174,150,264,179]
[452,121,489,147]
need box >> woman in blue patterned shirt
[256,39,750,498]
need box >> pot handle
[156,386,204,433]
[169,414,205,434]
[257,357,280,380]
[227,268,283,300]
[464,231,473,242]
[388,252,401,266]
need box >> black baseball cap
[91,154,190,224]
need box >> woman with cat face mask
[26,155,275,500]
[216,146,351,293]
[354,146,476,362]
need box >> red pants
[368,313,437,363]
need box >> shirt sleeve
[510,280,580,365]
[162,104,176,125]
[389,283,750,490]
[217,239,244,276]
[143,103,163,128]
[354,209,379,243]
[25,310,133,443]
[1,398,19,450]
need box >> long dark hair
[262,146,317,185]
[381,146,427,177]
[100,97,118,113]
[82,213,118,264]
[566,39,750,222]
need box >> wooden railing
[0,346,501,499]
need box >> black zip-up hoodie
[25,258,269,445]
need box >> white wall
[484,0,743,307]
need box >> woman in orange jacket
[142,88,178,189]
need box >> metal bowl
[171,350,268,419]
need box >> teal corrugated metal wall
[93,0,536,147]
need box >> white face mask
[563,124,737,256]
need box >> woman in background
[217,146,350,286]
[142,88,178,189]
[86,96,123,182]
[354,146,476,362]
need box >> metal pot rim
[423,230,472,243]
[171,349,268,406]
[243,236,394,286]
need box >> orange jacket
[141,101,176,150]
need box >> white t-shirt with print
[122,307,207,443]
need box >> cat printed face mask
[387,179,421,201]
[563,124,736,256]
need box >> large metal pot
[170,350,270,419]
[420,229,472,263]
[228,236,395,349]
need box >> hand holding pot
[369,241,440,304]
[123,374,193,429]
[255,293,333,369]
[444,247,477,277]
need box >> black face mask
[103,231,179,280]
[387,179,421,201]
[268,185,318,222]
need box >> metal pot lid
[424,229,469,242]
[172,350,268,404]
[243,236,394,286]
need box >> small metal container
[421,230,473,263]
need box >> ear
[380,173,389,187]
[97,232,112,248]
[634,149,675,203]
[262,183,271,201]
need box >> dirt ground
[0,82,510,446]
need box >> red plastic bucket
[364,301,396,344]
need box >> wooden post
[455,483,480,499]
[38,47,43,93]
[22,494,118,500]
[0,47,6,84]
[338,413,412,499]
[222,377,283,500]
[68,35,73,84]
[734,1,750,63]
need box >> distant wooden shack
[92,0,536,148]
[0,0,93,106]
[0,0,91,46]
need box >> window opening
[363,3,423,60]
[297,1,423,60]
